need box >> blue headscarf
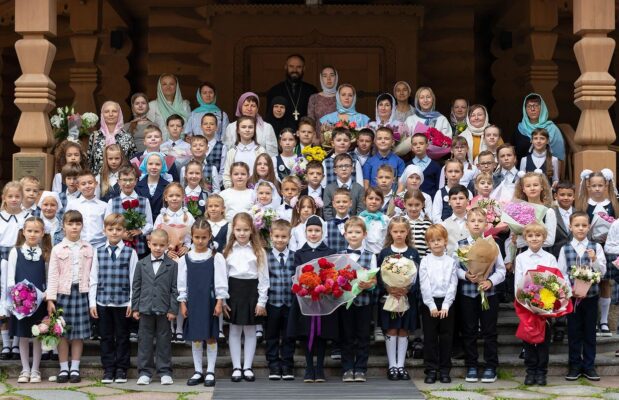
[413,87,443,125]
[139,152,169,179]
[335,84,358,115]
[517,93,564,160]
[193,85,221,114]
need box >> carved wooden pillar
[69,0,101,113]
[526,0,559,119]
[572,0,616,180]
[13,0,56,187]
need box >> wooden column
[69,0,101,113]
[12,0,56,188]
[526,0,559,119]
[572,0,616,180]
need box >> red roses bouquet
[409,122,452,160]
[122,199,146,248]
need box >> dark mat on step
[213,377,424,399]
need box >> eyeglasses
[478,162,495,166]
[526,104,540,110]
[335,164,352,170]
[120,178,136,183]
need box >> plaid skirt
[56,284,90,340]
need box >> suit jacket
[322,182,365,221]
[550,206,571,259]
[135,176,168,216]
[131,255,179,315]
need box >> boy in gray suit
[132,229,179,385]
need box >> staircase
[2,303,619,380]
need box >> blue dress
[10,250,47,338]
[183,256,218,341]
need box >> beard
[287,70,303,82]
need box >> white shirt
[306,186,323,204]
[88,241,138,308]
[177,249,229,302]
[235,142,258,170]
[393,190,433,222]
[558,238,606,277]
[440,214,468,256]
[222,145,267,189]
[226,242,270,307]
[106,191,154,236]
[354,149,370,167]
[151,254,166,275]
[519,151,559,183]
[276,203,293,222]
[219,189,253,222]
[336,178,353,190]
[432,188,472,223]
[66,196,107,248]
[361,215,389,254]
[455,237,506,287]
[208,219,228,240]
[180,163,220,193]
[0,210,28,247]
[558,206,573,231]
[501,167,519,184]
[223,121,278,157]
[345,245,378,270]
[289,223,308,252]
[154,208,195,248]
[53,173,101,198]
[514,248,559,292]
[605,219,619,255]
[419,253,458,311]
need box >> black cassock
[266,79,318,124]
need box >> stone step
[3,352,619,380]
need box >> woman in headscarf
[514,93,565,161]
[404,86,451,138]
[319,84,370,127]
[449,98,469,136]
[368,93,397,130]
[222,92,278,157]
[393,81,415,123]
[147,73,191,140]
[124,92,154,153]
[308,66,338,130]
[184,81,229,140]
[458,104,492,162]
[87,101,137,175]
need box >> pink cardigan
[47,240,93,300]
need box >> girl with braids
[519,128,559,187]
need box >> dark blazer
[135,176,168,216]
[131,255,179,315]
[100,182,121,203]
[322,181,365,221]
[550,206,571,259]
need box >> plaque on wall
[13,153,47,182]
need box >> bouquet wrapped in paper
[570,264,602,298]
[346,267,379,309]
[31,309,69,351]
[501,201,548,236]
[591,212,615,242]
[455,236,499,310]
[514,266,573,343]
[380,255,417,313]
[292,255,362,316]
[7,280,44,320]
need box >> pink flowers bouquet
[399,122,452,160]
[591,212,615,242]
[470,197,501,227]
[249,205,278,246]
[8,280,43,320]
[31,309,68,351]
[500,201,548,236]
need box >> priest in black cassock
[266,54,318,125]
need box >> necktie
[109,245,117,262]
[341,184,349,190]
[334,217,349,226]
[347,249,361,255]
[279,253,285,269]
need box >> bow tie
[152,258,164,263]
[26,247,38,258]
[347,249,361,255]
[334,217,349,226]
[359,210,385,225]
[285,204,293,210]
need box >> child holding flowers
[558,211,606,381]
[183,160,210,217]
[514,222,559,386]
[6,217,51,383]
[377,216,420,381]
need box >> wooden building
[0,0,615,188]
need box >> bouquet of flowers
[7,280,44,320]
[301,145,328,163]
[249,205,278,246]
[393,192,406,213]
[501,201,547,235]
[570,264,602,297]
[591,212,615,242]
[346,266,379,309]
[50,106,98,141]
[383,122,410,145]
[400,122,452,160]
[454,121,467,135]
[289,156,309,181]
[455,236,499,310]
[185,195,204,218]
[161,142,192,166]
[380,255,417,314]
[470,197,501,227]
[122,199,146,249]
[31,309,69,351]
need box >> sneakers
[565,368,581,381]
[314,369,326,383]
[303,368,315,383]
[524,374,536,385]
[129,332,138,343]
[465,367,479,383]
[330,349,341,360]
[598,323,612,337]
[583,368,600,381]
[268,367,282,381]
[137,375,151,385]
[172,332,184,344]
[29,370,41,383]
[282,367,295,381]
[342,370,355,382]
[481,368,497,383]
[160,375,174,385]
[374,327,384,343]
[114,370,127,384]
[101,372,114,384]
[354,371,366,382]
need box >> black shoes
[230,368,242,383]
[583,368,600,381]
[101,372,114,384]
[524,374,536,385]
[439,374,451,383]
[424,371,437,384]
[204,372,216,387]
[268,367,282,380]
[187,372,204,386]
[535,374,547,386]
[387,367,399,381]
[565,367,581,381]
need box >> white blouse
[0,210,28,247]
[177,249,229,302]
[219,189,253,222]
[223,121,278,157]
[361,216,390,254]
[419,253,458,311]
[226,242,269,307]
[519,151,559,183]
[605,219,619,255]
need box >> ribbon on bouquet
[308,316,322,351]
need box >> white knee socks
[19,338,30,372]
[396,336,408,368]
[228,324,257,370]
[31,340,41,373]
[242,326,257,370]
[1,330,10,351]
[385,335,397,368]
[600,297,611,325]
[206,342,217,373]
[229,324,242,369]
[192,341,203,373]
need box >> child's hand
[586,249,596,263]
[125,306,132,318]
[180,302,188,318]
[358,277,376,290]
[479,280,493,291]
[255,305,267,317]
[511,234,518,244]
[505,262,513,272]
[122,232,132,241]
[131,229,142,237]
[47,301,56,316]
[438,309,449,319]
[465,271,479,283]
[167,249,179,260]
[177,246,189,257]
[166,312,176,321]
[223,303,231,319]
[132,311,140,320]
[214,301,222,317]
[430,309,440,318]
[89,307,98,319]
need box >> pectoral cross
[293,109,300,121]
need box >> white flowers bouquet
[570,264,602,297]
[50,106,99,141]
[380,255,417,314]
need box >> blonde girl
[222,116,267,189]
[222,212,268,383]
[178,218,228,387]
[377,216,420,381]
[52,141,88,193]
[519,128,559,186]
[289,195,317,251]
[439,136,477,190]
[403,190,432,257]
[249,153,280,193]
[220,162,253,222]
[155,182,194,259]
[100,144,127,202]
[7,217,51,383]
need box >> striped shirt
[404,215,432,257]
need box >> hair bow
[533,169,543,175]
[601,168,614,182]
[517,170,526,179]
